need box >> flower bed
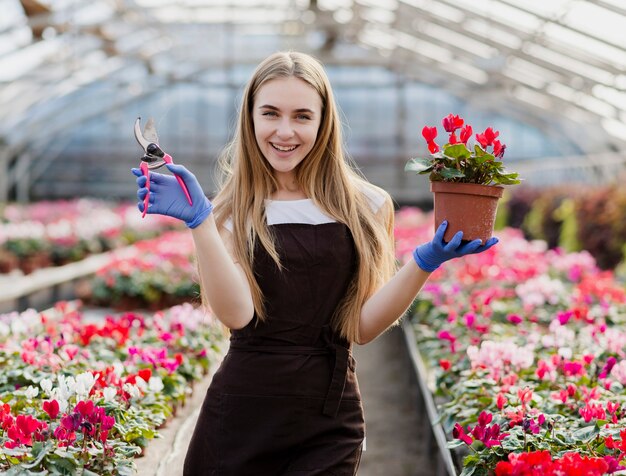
[396,207,626,476]
[0,301,223,474]
[0,200,180,274]
[78,231,199,311]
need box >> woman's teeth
[271,143,297,152]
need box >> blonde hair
[212,51,396,343]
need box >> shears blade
[134,117,152,151]
[143,117,159,145]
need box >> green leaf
[443,144,472,160]
[440,168,466,179]
[460,466,476,476]
[446,439,466,449]
[405,158,433,174]
[572,425,599,442]
[82,469,101,476]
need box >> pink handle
[163,154,193,205]
[140,162,150,218]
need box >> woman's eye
[296,114,311,121]
[262,111,278,117]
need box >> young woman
[132,51,497,475]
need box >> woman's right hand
[131,163,213,228]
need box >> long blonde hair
[212,51,396,342]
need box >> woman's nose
[276,118,295,139]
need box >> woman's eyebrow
[258,104,315,114]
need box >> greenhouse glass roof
[1,0,626,199]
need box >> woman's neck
[272,174,307,201]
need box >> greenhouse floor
[137,325,435,475]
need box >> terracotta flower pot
[430,182,504,243]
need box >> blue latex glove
[413,221,499,272]
[131,163,213,229]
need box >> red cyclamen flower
[476,127,499,148]
[493,140,506,158]
[442,114,464,132]
[422,126,437,142]
[459,125,472,144]
[43,400,60,420]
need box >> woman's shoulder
[353,178,391,214]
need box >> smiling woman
[131,50,498,476]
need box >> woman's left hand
[412,220,498,272]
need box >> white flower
[113,363,125,377]
[0,321,10,338]
[40,378,53,394]
[148,377,164,393]
[135,378,148,393]
[75,372,96,398]
[57,375,76,401]
[558,347,573,360]
[123,383,141,399]
[103,387,117,403]
[50,389,69,413]
[24,386,39,399]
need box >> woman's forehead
[255,77,322,111]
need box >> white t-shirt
[223,186,386,232]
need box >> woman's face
[252,76,322,187]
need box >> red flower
[138,368,152,383]
[459,124,473,144]
[442,114,464,132]
[439,359,451,371]
[496,392,507,410]
[476,127,499,148]
[422,126,438,142]
[43,400,60,420]
[427,141,440,154]
[493,140,506,158]
[452,423,473,445]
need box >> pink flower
[518,386,533,406]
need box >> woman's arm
[191,215,255,330]
[357,259,431,344]
[357,220,498,345]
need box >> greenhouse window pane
[565,2,626,48]
[524,44,615,84]
[503,0,572,17]
[358,27,397,51]
[420,23,496,59]
[512,86,554,111]
[394,31,453,62]
[593,85,626,112]
[402,0,463,22]
[543,23,626,67]
[462,19,522,49]
[505,58,563,88]
[439,61,488,84]
[453,0,542,33]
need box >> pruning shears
[133,117,192,217]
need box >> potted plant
[405,113,521,242]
